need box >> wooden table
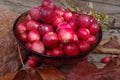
[0,0,120,69]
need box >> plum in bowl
[13,0,102,66]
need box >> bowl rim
[13,11,102,59]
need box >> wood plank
[72,0,120,14]
[81,0,120,6]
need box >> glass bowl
[13,11,102,66]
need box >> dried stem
[17,44,32,80]
[17,44,26,70]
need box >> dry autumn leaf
[94,36,120,54]
[0,66,65,80]
[66,57,120,80]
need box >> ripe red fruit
[26,20,41,31]
[56,22,72,32]
[19,33,28,42]
[109,55,116,60]
[38,23,54,36]
[102,57,110,64]
[64,10,72,21]
[43,32,59,48]
[40,7,55,24]
[64,43,79,56]
[72,12,79,23]
[78,41,90,52]
[73,34,79,43]
[27,56,38,67]
[76,28,90,40]
[51,47,64,57]
[55,7,65,16]
[41,0,51,7]
[58,43,64,49]
[90,15,96,23]
[17,22,27,34]
[41,0,56,9]
[45,50,53,56]
[88,22,100,34]
[58,28,75,43]
[29,7,41,21]
[86,35,97,45]
[69,20,78,31]
[47,2,56,9]
[25,42,32,50]
[25,14,32,21]
[52,15,64,26]
[27,29,40,42]
[77,14,91,27]
[31,40,45,54]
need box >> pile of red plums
[16,0,100,57]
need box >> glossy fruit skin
[45,50,53,56]
[27,29,40,42]
[31,40,45,54]
[51,47,64,57]
[73,34,79,43]
[20,33,28,42]
[88,22,100,34]
[43,32,59,48]
[77,14,91,27]
[76,28,90,40]
[102,57,110,64]
[56,22,72,32]
[89,15,96,23]
[72,12,79,24]
[17,22,27,34]
[29,7,41,21]
[64,10,72,21]
[40,7,55,24]
[69,20,78,31]
[38,23,54,36]
[26,14,32,21]
[47,2,56,9]
[41,0,56,9]
[41,0,51,7]
[78,41,90,52]
[26,20,41,31]
[58,28,75,43]
[109,55,116,60]
[86,34,97,45]
[25,42,32,50]
[52,15,64,26]
[27,56,38,67]
[64,43,79,56]
[55,7,65,16]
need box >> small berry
[27,56,38,67]
[109,55,116,60]
[102,57,110,64]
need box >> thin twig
[17,44,26,70]
[17,44,32,80]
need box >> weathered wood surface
[0,0,120,69]
[0,0,120,27]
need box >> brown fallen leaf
[66,57,120,80]
[0,67,65,80]
[0,8,27,76]
[94,36,120,54]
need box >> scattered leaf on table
[66,57,120,80]
[93,36,120,54]
[0,8,27,76]
[0,67,65,80]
